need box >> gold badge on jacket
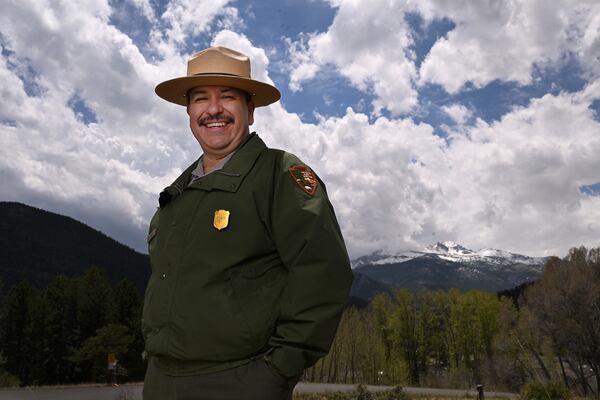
[213,209,230,230]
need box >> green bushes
[520,382,570,400]
[0,370,21,387]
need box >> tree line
[304,246,600,397]
[1,246,598,394]
[0,266,144,386]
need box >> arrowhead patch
[289,165,318,196]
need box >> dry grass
[293,387,509,400]
[294,396,506,400]
[293,384,409,400]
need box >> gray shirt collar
[189,152,234,182]
[189,133,252,184]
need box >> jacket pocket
[228,264,285,351]
[147,226,157,249]
[241,262,285,289]
[147,226,159,274]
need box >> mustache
[198,114,235,125]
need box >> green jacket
[142,133,353,378]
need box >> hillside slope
[0,202,150,292]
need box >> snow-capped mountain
[424,241,547,265]
[351,241,547,293]
[353,241,546,267]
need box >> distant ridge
[350,271,395,301]
[0,201,150,292]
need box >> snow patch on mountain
[370,252,423,265]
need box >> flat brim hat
[155,46,280,107]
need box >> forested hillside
[0,202,150,292]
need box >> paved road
[0,382,518,399]
[0,384,141,400]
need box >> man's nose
[206,97,224,115]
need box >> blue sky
[1,0,600,258]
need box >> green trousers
[143,357,297,400]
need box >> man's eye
[193,97,207,102]
[222,95,234,99]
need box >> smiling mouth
[205,121,227,128]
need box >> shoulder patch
[289,165,318,196]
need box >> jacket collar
[159,132,267,207]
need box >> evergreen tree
[44,276,80,383]
[75,266,115,381]
[0,282,45,385]
[77,266,114,340]
[113,279,145,380]
[113,279,139,327]
[71,324,134,383]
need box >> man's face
[187,86,255,159]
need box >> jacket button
[171,221,176,226]
[161,273,167,279]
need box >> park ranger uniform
[142,133,353,399]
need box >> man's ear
[247,101,256,125]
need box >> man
[142,46,353,400]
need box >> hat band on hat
[192,72,243,77]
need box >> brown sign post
[107,353,118,385]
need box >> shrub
[356,384,374,400]
[0,371,21,388]
[293,385,409,400]
[379,386,410,400]
[520,382,570,400]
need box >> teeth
[206,122,227,128]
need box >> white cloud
[574,4,600,79]
[127,0,157,22]
[211,30,276,86]
[287,0,600,115]
[286,0,418,116]
[148,0,242,58]
[254,104,450,256]
[441,103,473,125]
[416,0,600,93]
[440,88,600,255]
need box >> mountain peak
[426,241,474,256]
